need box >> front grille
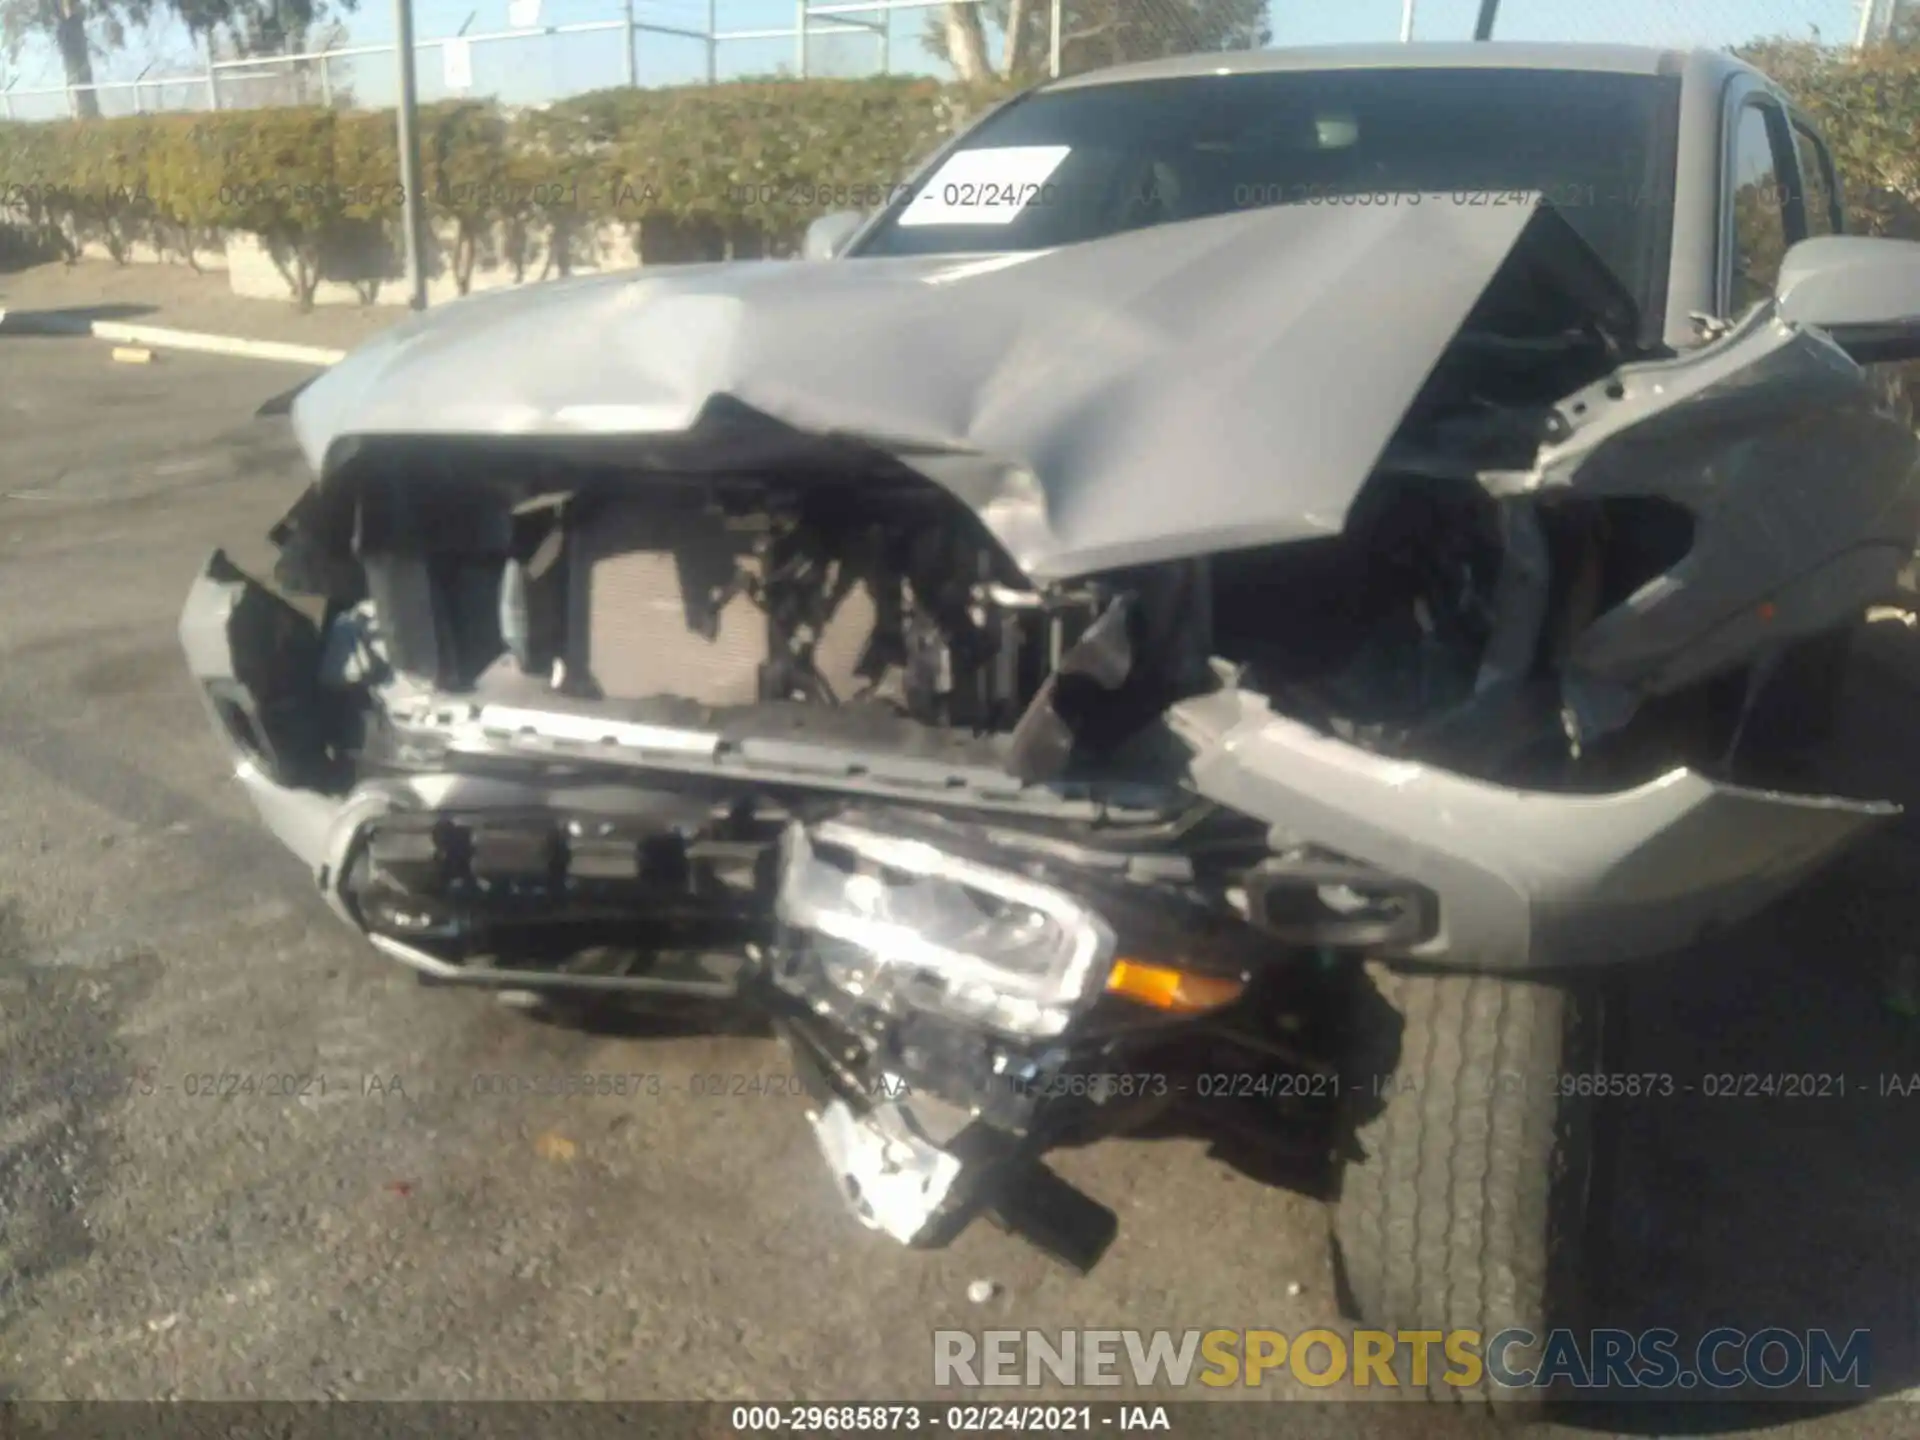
[346,806,772,943]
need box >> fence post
[706,0,717,81]
[795,0,807,77]
[1049,0,1061,77]
[624,0,638,85]
[206,59,221,110]
[1399,0,1415,42]
[320,54,333,106]
[66,85,77,117]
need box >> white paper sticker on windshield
[897,145,1072,227]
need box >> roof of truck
[1043,42,1756,92]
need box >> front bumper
[180,548,1900,1264]
[1170,688,1895,970]
[184,552,1897,980]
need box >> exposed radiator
[565,498,875,706]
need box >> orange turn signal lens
[1104,959,1245,1015]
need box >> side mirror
[1777,235,1920,362]
[803,210,865,261]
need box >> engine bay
[288,428,1722,803]
[304,457,1221,784]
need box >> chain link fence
[0,0,1896,122]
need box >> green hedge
[0,77,1012,306]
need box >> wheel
[1330,963,1611,1403]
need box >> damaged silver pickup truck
[180,41,1920,1384]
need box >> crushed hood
[292,198,1602,582]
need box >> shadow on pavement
[0,301,158,332]
[508,995,774,1041]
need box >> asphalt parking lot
[4,333,1920,1438]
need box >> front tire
[1331,964,1608,1402]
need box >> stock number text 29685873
[728,1404,1103,1431]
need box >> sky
[0,0,1877,120]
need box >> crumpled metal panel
[288,199,1547,582]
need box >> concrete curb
[0,307,346,366]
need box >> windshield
[852,68,1679,311]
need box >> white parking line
[0,308,346,367]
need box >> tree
[190,0,342,62]
[2,0,121,117]
[927,0,1267,84]
[0,0,353,119]
[207,10,352,107]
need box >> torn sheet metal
[288,199,1569,583]
[1522,306,1920,697]
[808,1096,966,1244]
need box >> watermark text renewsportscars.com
[933,1328,1872,1392]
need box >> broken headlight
[776,819,1117,1039]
